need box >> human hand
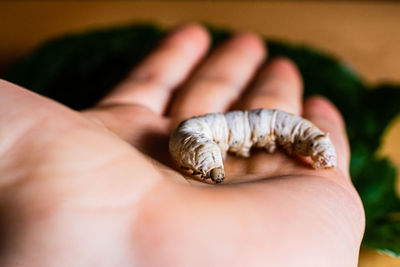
[0,24,364,266]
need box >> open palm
[0,24,364,267]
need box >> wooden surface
[1,1,399,266]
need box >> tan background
[0,1,399,266]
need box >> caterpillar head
[308,133,336,169]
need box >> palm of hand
[0,24,364,267]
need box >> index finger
[98,24,210,115]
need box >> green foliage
[2,23,400,256]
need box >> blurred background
[0,1,399,266]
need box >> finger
[98,23,209,115]
[170,33,266,118]
[240,57,303,114]
[303,96,350,174]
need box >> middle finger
[239,57,303,114]
[170,33,266,118]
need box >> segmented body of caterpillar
[169,109,336,183]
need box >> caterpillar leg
[192,170,201,175]
[236,149,251,158]
[181,165,225,184]
[282,143,294,155]
[265,143,276,153]
[210,167,225,183]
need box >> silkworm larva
[169,109,336,183]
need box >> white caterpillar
[169,109,336,183]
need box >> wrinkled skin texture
[0,24,364,266]
[169,109,336,182]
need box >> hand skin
[0,24,364,267]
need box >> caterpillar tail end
[210,167,225,184]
